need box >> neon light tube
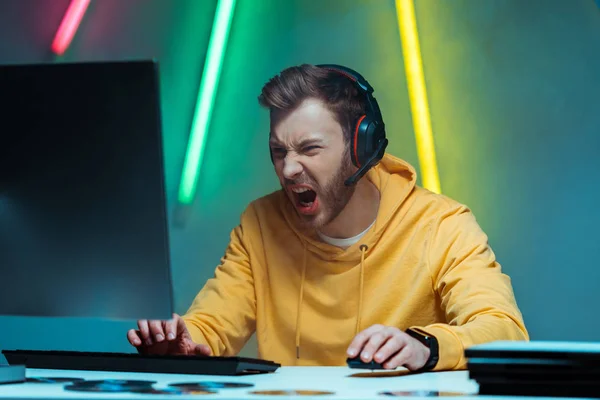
[51,0,91,56]
[178,0,237,205]
[396,0,442,194]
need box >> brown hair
[258,64,367,144]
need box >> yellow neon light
[395,0,441,194]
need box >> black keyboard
[2,350,280,376]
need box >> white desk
[0,366,561,400]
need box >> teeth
[292,187,310,193]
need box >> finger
[137,320,152,345]
[176,314,190,336]
[127,329,142,347]
[347,324,384,358]
[148,320,166,343]
[374,335,406,365]
[194,344,212,356]
[360,329,394,362]
[164,314,178,341]
[384,344,412,370]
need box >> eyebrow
[268,137,324,147]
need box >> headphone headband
[316,64,383,123]
[317,64,374,92]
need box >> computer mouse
[346,356,386,370]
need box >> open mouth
[290,186,318,214]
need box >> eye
[303,146,321,154]
[271,147,286,159]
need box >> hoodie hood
[279,153,417,262]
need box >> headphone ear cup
[368,123,386,165]
[352,116,386,168]
[352,115,372,167]
[350,133,359,168]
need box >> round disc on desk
[27,377,85,384]
[64,380,155,393]
[130,387,216,395]
[380,390,468,397]
[250,390,335,396]
[171,381,254,389]
[79,379,156,385]
[65,384,147,393]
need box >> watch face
[407,329,431,346]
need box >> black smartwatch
[405,328,439,371]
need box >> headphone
[269,64,388,186]
[317,64,388,186]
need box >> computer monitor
[0,60,174,320]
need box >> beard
[284,150,356,230]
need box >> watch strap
[405,328,439,371]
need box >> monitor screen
[0,60,174,320]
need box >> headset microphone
[344,137,388,186]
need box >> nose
[282,155,303,180]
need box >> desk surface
[0,366,561,400]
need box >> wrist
[405,328,439,371]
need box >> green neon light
[178,0,237,204]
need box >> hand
[346,325,430,371]
[127,313,212,356]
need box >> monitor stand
[0,365,25,385]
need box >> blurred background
[1,0,599,361]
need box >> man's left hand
[346,325,430,371]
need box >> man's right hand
[127,313,211,356]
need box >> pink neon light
[51,0,91,55]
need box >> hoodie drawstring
[356,244,367,336]
[295,243,368,361]
[295,244,307,360]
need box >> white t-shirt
[317,220,375,249]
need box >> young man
[127,64,528,372]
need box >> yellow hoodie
[182,153,528,371]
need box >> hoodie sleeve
[181,207,257,356]
[411,203,529,371]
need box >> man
[127,64,528,372]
